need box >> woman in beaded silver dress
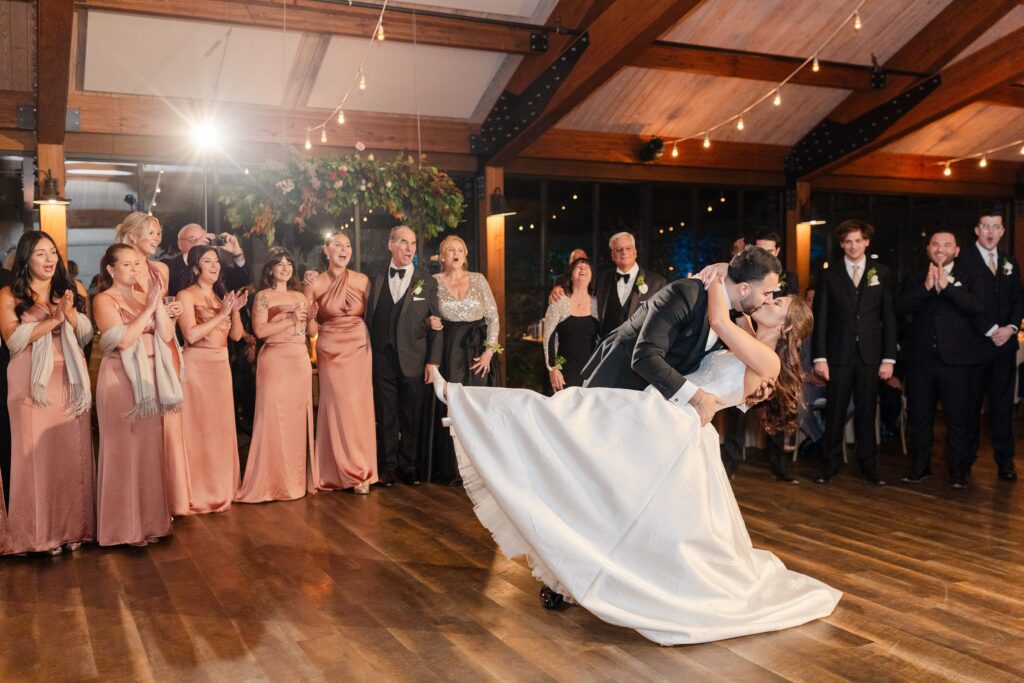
[427,235,500,486]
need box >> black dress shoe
[998,466,1017,482]
[950,473,969,489]
[539,585,565,610]
[377,472,396,488]
[772,472,800,485]
[814,471,833,484]
[399,473,421,486]
[900,473,931,484]
[863,474,887,486]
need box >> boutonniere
[1004,261,1013,276]
[866,267,880,287]
[775,272,787,292]
[412,279,424,296]
[635,274,648,295]
[946,273,962,287]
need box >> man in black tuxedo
[896,230,984,487]
[365,225,443,487]
[754,230,799,297]
[812,219,897,485]
[955,205,1024,484]
[163,223,250,296]
[582,246,781,426]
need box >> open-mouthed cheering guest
[236,248,317,503]
[93,244,181,546]
[305,233,377,494]
[0,231,94,556]
[115,212,191,516]
[176,245,248,513]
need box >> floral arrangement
[220,153,465,242]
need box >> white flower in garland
[275,179,295,194]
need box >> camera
[212,233,230,247]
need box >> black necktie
[616,272,630,284]
[390,267,405,279]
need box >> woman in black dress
[544,258,599,391]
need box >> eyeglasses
[978,224,1003,232]
[182,234,207,244]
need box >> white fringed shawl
[7,315,93,416]
[98,325,183,420]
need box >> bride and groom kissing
[435,246,840,646]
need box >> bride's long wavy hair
[747,296,814,434]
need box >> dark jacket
[163,253,251,297]
[812,259,898,366]
[954,244,1024,356]
[777,269,800,297]
[896,261,984,366]
[594,265,667,337]
[365,264,443,377]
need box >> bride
[432,267,841,646]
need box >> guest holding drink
[426,235,500,486]
[93,245,181,546]
[305,232,377,494]
[236,248,317,503]
[115,211,191,516]
[0,232,94,555]
[176,245,247,513]
[544,257,599,391]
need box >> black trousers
[373,346,426,479]
[905,359,976,477]
[823,358,879,477]
[969,348,1017,469]
[720,407,791,478]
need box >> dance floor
[1,430,1022,682]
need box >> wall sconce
[488,188,516,217]
[33,170,70,206]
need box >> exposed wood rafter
[280,33,331,110]
[37,0,75,144]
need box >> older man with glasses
[163,223,249,296]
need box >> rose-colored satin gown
[181,303,239,513]
[95,302,173,546]
[236,301,316,503]
[0,472,12,554]
[315,271,377,489]
[6,304,95,553]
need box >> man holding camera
[164,223,250,296]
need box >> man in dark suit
[754,229,799,297]
[955,205,1024,484]
[896,230,984,487]
[812,219,898,485]
[163,223,250,296]
[365,225,443,487]
[582,246,781,426]
[595,232,668,338]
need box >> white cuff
[985,325,999,337]
[881,359,895,365]
[812,358,826,364]
[670,381,699,406]
[234,256,246,267]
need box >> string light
[671,142,679,158]
[1020,144,1024,155]
[304,133,312,151]
[853,12,862,30]
[376,21,385,41]
[943,163,951,176]
[337,110,345,125]
[937,137,1024,177]
[736,115,745,131]
[703,132,711,149]
[773,89,781,106]
[320,128,328,144]
[358,69,367,91]
[812,55,820,72]
[978,155,988,168]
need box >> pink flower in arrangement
[329,172,338,181]
[339,165,348,175]
[326,190,335,200]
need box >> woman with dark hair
[0,231,94,556]
[304,232,376,494]
[176,245,247,513]
[236,248,316,503]
[543,257,598,391]
[93,244,181,546]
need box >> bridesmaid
[0,231,94,556]
[93,244,180,546]
[1,471,11,554]
[176,245,247,513]
[115,212,191,517]
[427,235,500,486]
[236,248,316,503]
[305,232,377,493]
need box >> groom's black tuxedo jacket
[365,264,443,377]
[581,279,717,399]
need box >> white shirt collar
[616,263,640,277]
[942,261,954,274]
[389,261,412,272]
[844,255,866,269]
[976,242,997,259]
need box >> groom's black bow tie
[390,267,406,279]
[616,272,631,284]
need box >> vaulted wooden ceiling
[1,0,1022,192]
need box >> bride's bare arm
[707,277,780,381]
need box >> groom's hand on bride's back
[688,388,719,426]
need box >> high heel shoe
[47,546,64,556]
[66,541,82,552]
[353,482,370,495]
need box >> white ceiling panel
[83,11,302,106]
[390,0,554,21]
[307,36,507,119]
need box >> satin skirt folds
[181,346,240,513]
[0,473,12,554]
[236,342,315,503]
[446,384,841,646]
[96,353,172,545]
[6,354,95,553]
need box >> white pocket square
[413,296,426,301]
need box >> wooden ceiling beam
[37,0,75,144]
[486,0,710,165]
[980,84,1024,108]
[75,0,541,54]
[280,33,331,110]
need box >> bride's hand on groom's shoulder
[694,263,728,289]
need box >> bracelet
[483,340,504,354]
[551,355,566,371]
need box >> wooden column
[36,143,68,259]
[785,181,811,295]
[1014,196,1024,275]
[479,166,506,383]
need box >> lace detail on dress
[434,272,499,345]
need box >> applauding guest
[544,257,599,391]
[177,246,248,513]
[0,232,94,556]
[164,223,249,297]
[237,248,317,503]
[93,245,180,546]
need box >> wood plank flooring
[2,427,1023,682]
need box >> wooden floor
[2,430,1023,682]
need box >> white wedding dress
[439,349,841,646]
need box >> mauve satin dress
[95,301,172,545]
[236,301,315,503]
[0,471,12,554]
[180,303,239,513]
[314,271,377,489]
[6,304,95,553]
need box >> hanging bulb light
[358,69,367,91]
[304,133,312,150]
[812,56,820,72]
[736,115,745,131]
[376,21,385,41]
[943,162,951,176]
[671,141,679,158]
[853,11,862,31]
[1019,144,1024,155]
[244,168,249,175]
[773,88,782,106]
[703,132,711,149]
[337,109,345,125]
[979,155,988,168]
[320,128,328,144]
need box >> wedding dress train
[435,350,841,646]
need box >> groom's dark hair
[728,246,782,284]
